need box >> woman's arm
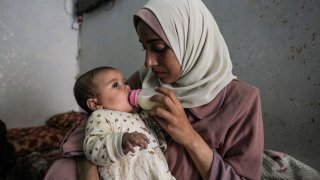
[184,129,213,180]
[150,87,213,179]
[76,157,100,180]
[150,86,264,180]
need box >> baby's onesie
[84,109,175,180]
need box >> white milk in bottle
[129,89,164,110]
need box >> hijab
[134,0,236,108]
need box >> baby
[73,66,175,180]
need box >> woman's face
[136,20,181,84]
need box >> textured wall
[78,0,146,77]
[207,0,320,170]
[0,0,79,128]
[79,0,320,170]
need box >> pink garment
[164,79,264,180]
[44,158,77,180]
[61,120,86,157]
[44,121,87,180]
[45,74,264,180]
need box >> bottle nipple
[129,89,163,110]
[129,89,141,108]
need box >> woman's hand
[122,132,149,155]
[150,87,213,180]
[149,87,197,146]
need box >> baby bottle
[129,88,164,110]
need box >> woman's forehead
[137,21,162,43]
[134,9,171,47]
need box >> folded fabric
[262,149,320,180]
[61,120,87,157]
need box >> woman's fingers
[150,87,183,116]
[149,87,196,146]
[150,87,184,120]
[149,107,173,126]
[153,87,181,106]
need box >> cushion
[6,111,88,156]
[7,126,67,156]
[46,111,88,131]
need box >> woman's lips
[153,70,166,77]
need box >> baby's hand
[122,132,149,155]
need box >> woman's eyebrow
[139,38,163,44]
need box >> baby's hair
[73,66,116,114]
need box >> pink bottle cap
[129,89,141,108]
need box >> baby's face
[93,69,134,112]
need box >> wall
[0,0,79,128]
[79,0,320,170]
[78,0,146,77]
[207,0,320,170]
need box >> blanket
[262,150,320,180]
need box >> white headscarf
[135,0,236,108]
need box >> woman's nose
[144,51,157,67]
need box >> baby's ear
[87,98,100,111]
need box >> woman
[45,0,264,179]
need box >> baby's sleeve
[83,111,125,166]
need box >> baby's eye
[112,82,120,88]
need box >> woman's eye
[142,42,167,52]
[152,44,167,52]
[112,82,119,88]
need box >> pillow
[7,126,67,156]
[46,111,88,130]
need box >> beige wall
[0,0,79,128]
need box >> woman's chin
[159,77,175,84]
